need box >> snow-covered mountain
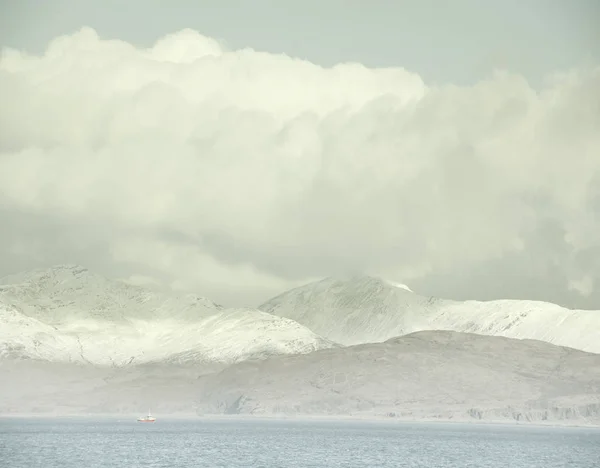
[0,265,334,365]
[259,276,439,345]
[3,265,598,369]
[0,264,221,324]
[194,331,600,423]
[259,276,600,353]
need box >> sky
[0,0,599,308]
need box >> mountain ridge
[2,265,599,367]
[0,265,335,366]
[259,275,600,353]
[0,264,222,324]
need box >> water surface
[1,417,599,467]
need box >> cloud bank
[1,27,599,307]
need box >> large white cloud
[1,27,599,307]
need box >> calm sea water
[1,417,599,467]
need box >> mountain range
[259,276,600,353]
[0,265,333,366]
[1,264,599,424]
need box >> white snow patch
[384,280,413,292]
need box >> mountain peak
[0,264,221,324]
[0,266,334,366]
[259,275,434,345]
[383,279,413,292]
[259,275,600,354]
[318,275,413,292]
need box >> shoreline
[1,412,598,429]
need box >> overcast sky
[1,0,599,308]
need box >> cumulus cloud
[0,27,599,307]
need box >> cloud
[0,27,599,308]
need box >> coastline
[1,412,599,429]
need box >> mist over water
[1,418,599,467]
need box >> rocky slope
[3,331,599,425]
[193,330,600,423]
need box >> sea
[1,417,599,467]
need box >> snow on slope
[0,265,334,365]
[0,305,335,366]
[0,264,221,324]
[193,331,600,423]
[148,309,337,365]
[259,276,445,345]
[259,276,600,353]
[0,303,77,362]
[427,299,600,354]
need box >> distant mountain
[193,331,600,423]
[0,264,221,324]
[259,276,600,353]
[259,276,439,345]
[4,331,599,425]
[0,265,334,366]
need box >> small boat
[137,410,156,423]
